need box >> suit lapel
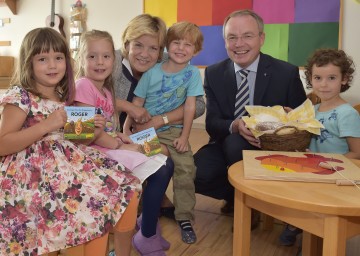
[254,53,271,105]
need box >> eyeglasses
[225,33,261,44]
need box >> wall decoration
[144,0,342,67]
[45,0,65,38]
[69,0,86,58]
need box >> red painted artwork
[243,150,360,184]
[255,154,344,175]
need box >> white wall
[0,0,143,53]
[1,0,359,123]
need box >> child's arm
[123,97,146,135]
[344,137,360,159]
[131,96,204,132]
[0,104,66,156]
[123,116,134,136]
[115,98,151,123]
[173,96,196,153]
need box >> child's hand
[94,114,106,129]
[129,105,151,124]
[44,108,67,132]
[173,136,189,153]
[116,132,133,144]
[119,143,142,153]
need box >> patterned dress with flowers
[0,86,141,256]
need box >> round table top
[228,160,360,216]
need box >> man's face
[224,15,265,68]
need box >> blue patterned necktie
[234,69,249,119]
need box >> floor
[61,128,360,256]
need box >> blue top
[309,103,360,154]
[134,62,204,131]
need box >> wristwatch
[161,114,169,125]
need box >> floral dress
[0,86,141,255]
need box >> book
[105,149,167,183]
[129,127,162,156]
[131,154,167,183]
[64,106,95,139]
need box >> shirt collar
[122,58,133,76]
[233,55,260,74]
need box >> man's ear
[260,32,265,47]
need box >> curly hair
[304,48,355,93]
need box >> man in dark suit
[194,10,306,218]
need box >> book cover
[64,106,95,139]
[129,127,162,156]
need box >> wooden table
[228,160,360,256]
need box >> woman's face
[126,34,160,79]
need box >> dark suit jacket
[204,52,306,142]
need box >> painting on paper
[243,150,360,184]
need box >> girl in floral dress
[0,27,141,256]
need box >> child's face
[311,63,347,103]
[83,38,114,88]
[32,49,66,91]
[167,36,197,66]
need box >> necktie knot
[239,69,249,78]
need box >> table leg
[233,190,251,256]
[302,231,322,256]
[322,216,347,256]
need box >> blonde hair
[75,30,121,131]
[166,21,204,54]
[11,27,74,104]
[121,14,166,61]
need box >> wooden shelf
[0,0,17,15]
[0,41,11,46]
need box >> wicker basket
[259,126,312,152]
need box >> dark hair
[304,49,355,93]
[11,27,74,104]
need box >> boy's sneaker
[279,224,302,246]
[178,220,197,244]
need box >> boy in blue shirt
[124,21,204,245]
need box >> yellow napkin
[242,99,324,138]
